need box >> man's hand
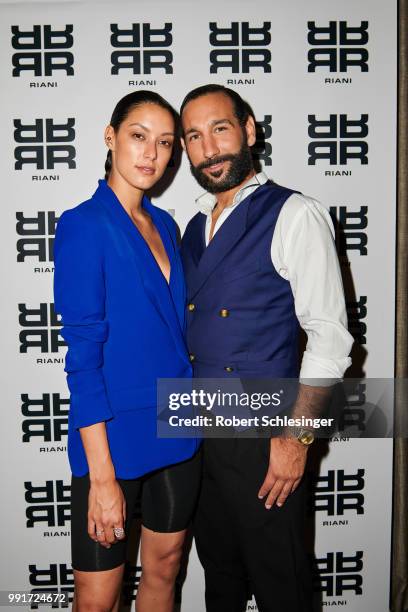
[257,437,308,509]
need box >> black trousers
[194,438,313,612]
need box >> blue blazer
[54,180,199,478]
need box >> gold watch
[297,428,315,446]
[287,427,315,446]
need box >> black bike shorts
[70,450,202,572]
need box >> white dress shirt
[195,172,353,380]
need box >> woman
[53,91,201,612]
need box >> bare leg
[136,526,186,612]
[72,564,124,612]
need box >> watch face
[299,430,314,445]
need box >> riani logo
[339,383,367,435]
[110,23,172,86]
[21,393,69,445]
[28,564,73,609]
[14,119,76,181]
[253,115,272,167]
[347,296,367,346]
[308,21,368,84]
[18,303,65,362]
[25,480,70,530]
[245,596,259,611]
[209,22,271,82]
[16,211,58,272]
[313,551,363,599]
[308,114,369,175]
[330,206,368,257]
[309,469,365,523]
[11,25,74,87]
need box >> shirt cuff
[299,350,352,385]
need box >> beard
[189,134,253,194]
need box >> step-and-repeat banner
[0,1,396,610]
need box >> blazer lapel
[145,200,188,337]
[94,181,189,365]
[184,213,206,267]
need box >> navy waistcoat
[181,182,300,379]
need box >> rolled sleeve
[54,208,113,429]
[273,194,354,383]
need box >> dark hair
[179,84,253,131]
[104,90,179,180]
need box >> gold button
[188,303,195,312]
[224,366,234,373]
[219,309,229,317]
[189,354,195,362]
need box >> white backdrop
[0,1,396,610]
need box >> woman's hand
[78,422,126,548]
[87,477,126,548]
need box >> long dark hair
[104,90,179,180]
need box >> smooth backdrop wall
[0,1,396,610]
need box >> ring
[113,527,125,539]
[96,529,104,536]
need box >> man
[179,84,353,612]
